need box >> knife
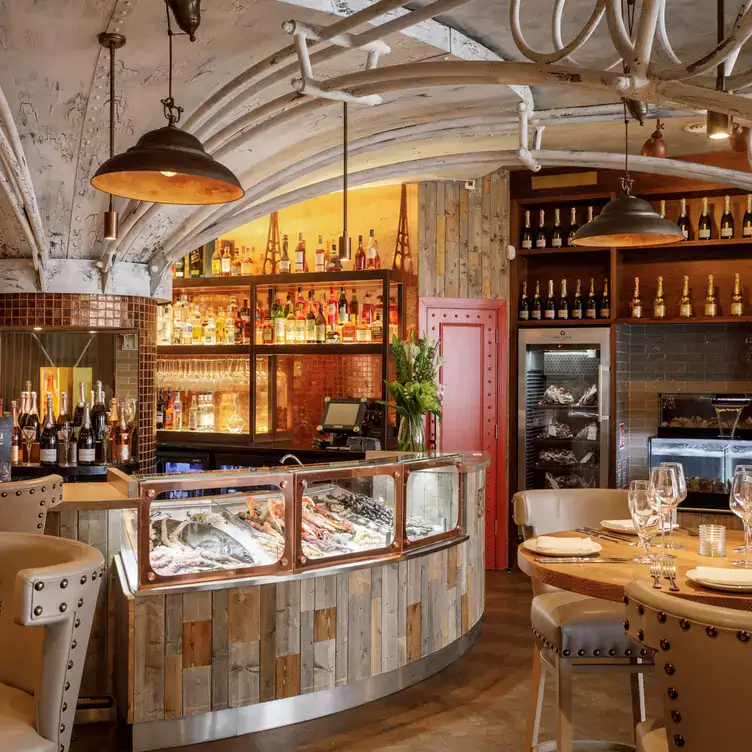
[576,527,633,543]
[533,556,631,563]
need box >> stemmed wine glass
[648,464,679,561]
[659,461,686,550]
[731,470,752,568]
[21,425,36,465]
[730,464,752,553]
[628,480,660,563]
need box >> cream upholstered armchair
[625,580,752,751]
[514,488,654,752]
[0,475,64,534]
[0,531,104,752]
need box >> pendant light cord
[108,41,115,213]
[622,99,633,195]
[343,101,348,238]
[161,0,184,126]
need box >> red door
[420,298,508,569]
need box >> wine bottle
[531,281,542,320]
[721,195,735,239]
[56,392,72,464]
[521,210,533,250]
[518,281,530,321]
[571,279,584,319]
[305,291,316,343]
[698,197,712,240]
[72,381,86,439]
[659,199,667,219]
[114,401,131,462]
[221,242,232,277]
[654,276,666,318]
[678,198,690,240]
[18,390,28,430]
[366,229,381,269]
[557,279,569,319]
[295,232,307,273]
[743,196,752,238]
[551,209,563,248]
[631,277,642,319]
[26,392,39,442]
[585,278,597,319]
[587,205,594,223]
[279,235,291,274]
[338,286,349,326]
[91,381,107,442]
[566,207,578,247]
[354,234,366,271]
[679,275,694,318]
[39,393,58,466]
[544,279,556,320]
[315,235,326,272]
[731,272,744,316]
[77,403,96,466]
[10,400,20,465]
[704,274,718,317]
[315,297,327,343]
[535,209,547,249]
[156,390,165,430]
[600,278,611,319]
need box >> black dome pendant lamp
[91,0,244,206]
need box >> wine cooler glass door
[518,328,610,491]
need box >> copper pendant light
[91,1,244,206]
[640,119,667,158]
[707,0,732,140]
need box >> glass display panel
[649,438,726,495]
[727,441,752,480]
[405,465,460,541]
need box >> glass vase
[398,414,425,452]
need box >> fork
[663,560,680,592]
[649,560,662,589]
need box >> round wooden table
[517,529,752,611]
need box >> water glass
[699,524,727,558]
[730,465,752,553]
[659,461,686,550]
[731,471,752,568]
[648,465,679,561]
[628,480,660,564]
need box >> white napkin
[693,567,752,586]
[602,519,638,533]
[535,536,597,553]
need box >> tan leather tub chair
[0,531,104,752]
[514,488,654,752]
[0,476,64,533]
[625,580,752,751]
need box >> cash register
[312,396,382,451]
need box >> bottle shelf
[252,269,404,286]
[517,318,613,327]
[615,315,752,326]
[519,246,611,256]
[157,345,249,355]
[255,343,384,355]
[172,277,251,290]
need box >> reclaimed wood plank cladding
[458,186,469,298]
[164,593,183,719]
[381,562,399,673]
[445,182,460,298]
[335,572,349,687]
[436,185,446,289]
[468,186,483,298]
[228,585,261,708]
[133,594,165,722]
[397,560,408,667]
[211,589,229,711]
[258,583,277,702]
[347,568,372,683]
[300,578,315,694]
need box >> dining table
[517,528,752,611]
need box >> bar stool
[0,475,63,533]
[514,489,654,752]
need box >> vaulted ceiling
[1,0,751,295]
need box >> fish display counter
[112,452,489,751]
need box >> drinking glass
[628,480,660,563]
[648,465,679,561]
[730,465,752,553]
[731,470,752,568]
[659,461,686,550]
[21,425,36,465]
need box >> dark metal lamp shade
[570,194,685,248]
[90,124,244,205]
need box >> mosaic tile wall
[0,294,157,471]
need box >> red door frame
[419,297,508,569]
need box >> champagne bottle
[518,281,530,321]
[567,207,578,246]
[600,278,611,319]
[114,401,131,462]
[521,210,533,250]
[551,209,563,248]
[26,392,39,442]
[39,393,58,466]
[544,280,556,319]
[743,195,752,238]
[77,403,96,466]
[557,279,569,319]
[585,278,597,319]
[678,198,690,240]
[10,400,20,465]
[721,195,734,239]
[587,205,594,223]
[698,197,712,240]
[654,276,666,319]
[630,277,642,319]
[731,272,744,316]
[704,274,718,317]
[571,278,584,319]
[531,281,542,320]
[535,209,547,249]
[679,275,694,318]
[56,392,72,465]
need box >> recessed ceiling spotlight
[682,122,708,135]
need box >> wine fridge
[518,328,610,491]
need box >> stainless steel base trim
[132,618,483,752]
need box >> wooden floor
[72,570,658,751]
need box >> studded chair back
[0,475,64,533]
[625,580,752,751]
[0,531,104,752]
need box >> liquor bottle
[587,205,594,224]
[341,314,356,343]
[705,274,718,317]
[371,310,384,343]
[315,235,326,272]
[284,294,295,344]
[566,208,578,247]
[326,323,341,344]
[217,306,227,344]
[631,277,642,319]
[56,391,72,462]
[173,391,183,431]
[126,399,138,459]
[295,232,307,273]
[240,298,252,345]
[551,209,563,248]
[211,244,222,276]
[585,278,597,319]
[531,281,542,320]
[349,289,359,322]
[221,242,232,276]
[263,290,275,344]
[535,209,547,249]
[175,255,185,279]
[188,396,198,431]
[518,281,530,320]
[231,247,242,276]
[698,197,712,240]
[521,210,533,250]
[39,393,58,466]
[156,390,165,430]
[338,286,349,326]
[10,400,20,465]
[26,391,40,442]
[279,235,291,274]
[189,247,202,278]
[305,291,316,343]
[361,292,374,324]
[731,272,745,316]
[294,287,306,343]
[77,403,96,466]
[721,195,735,239]
[676,198,689,240]
[544,279,556,320]
[327,286,337,326]
[241,246,253,275]
[659,199,667,219]
[679,275,694,318]
[326,240,342,272]
[744,196,752,238]
[114,401,131,462]
[654,276,666,318]
[600,278,611,319]
[366,229,381,269]
[388,296,399,341]
[315,296,327,343]
[164,391,174,430]
[354,234,366,271]
[192,305,203,344]
[571,279,584,319]
[356,314,371,342]
[557,279,569,319]
[203,308,216,345]
[274,295,286,343]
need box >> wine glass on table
[731,470,752,568]
[648,465,679,561]
[730,465,752,552]
[628,480,660,563]
[659,461,686,550]
[21,424,36,465]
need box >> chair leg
[524,646,546,750]
[630,669,646,739]
[556,657,574,752]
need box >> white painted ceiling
[0,0,748,283]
